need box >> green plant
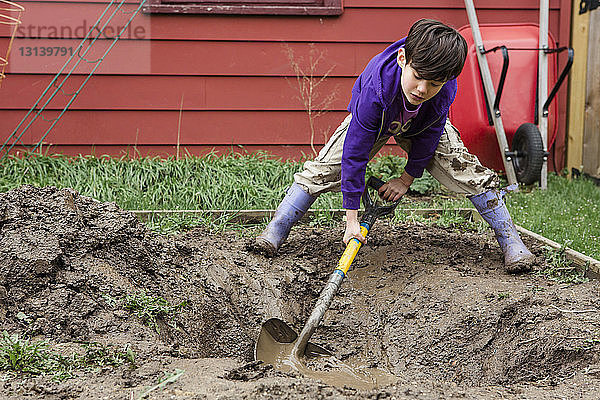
[80,342,136,369]
[410,173,441,195]
[365,154,440,195]
[422,254,436,264]
[538,243,588,284]
[309,209,337,227]
[0,331,52,376]
[434,210,469,228]
[497,292,510,300]
[0,332,134,381]
[124,291,187,333]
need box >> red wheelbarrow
[450,0,573,187]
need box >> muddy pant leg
[397,120,533,272]
[257,114,390,255]
[294,114,391,195]
[394,120,499,195]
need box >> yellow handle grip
[335,224,369,275]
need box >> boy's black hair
[404,19,468,82]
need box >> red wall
[0,0,571,163]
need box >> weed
[391,210,430,225]
[497,292,510,300]
[583,337,600,349]
[0,331,52,376]
[124,291,187,333]
[80,342,136,369]
[309,209,337,227]
[409,173,441,195]
[434,210,469,228]
[136,368,185,399]
[0,332,134,381]
[365,155,440,195]
[102,293,120,309]
[538,243,588,284]
[145,215,204,235]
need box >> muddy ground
[0,185,599,399]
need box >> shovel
[255,176,400,362]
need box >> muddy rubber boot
[254,183,316,256]
[469,185,535,273]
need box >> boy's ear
[397,48,406,68]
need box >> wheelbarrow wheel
[511,123,545,185]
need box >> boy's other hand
[378,174,414,202]
[343,209,366,244]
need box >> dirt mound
[1,185,599,399]
[0,185,265,359]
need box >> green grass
[507,174,600,260]
[0,151,298,210]
[537,243,589,284]
[0,331,135,381]
[0,152,598,260]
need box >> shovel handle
[336,224,369,276]
[291,176,398,359]
[335,176,399,276]
[293,217,370,358]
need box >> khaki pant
[294,114,499,196]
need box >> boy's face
[397,48,446,106]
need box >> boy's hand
[378,173,414,202]
[343,209,365,244]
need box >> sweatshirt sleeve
[342,88,383,210]
[404,113,447,178]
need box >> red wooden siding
[0,109,349,143]
[1,0,571,165]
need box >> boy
[255,19,535,273]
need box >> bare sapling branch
[283,43,338,156]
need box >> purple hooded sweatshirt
[341,38,458,209]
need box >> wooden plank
[566,0,589,176]
[3,39,384,75]
[129,207,600,277]
[0,75,355,110]
[132,208,476,223]
[2,3,562,42]
[582,9,600,178]
[516,225,600,277]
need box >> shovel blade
[255,318,332,362]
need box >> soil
[1,185,599,399]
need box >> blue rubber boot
[469,185,535,272]
[255,183,317,256]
